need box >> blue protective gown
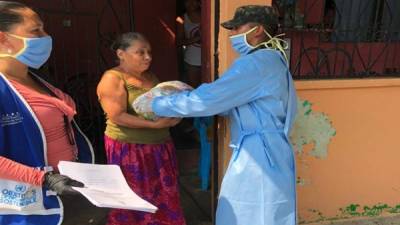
[152,49,297,225]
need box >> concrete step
[179,175,212,225]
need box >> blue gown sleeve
[218,110,231,117]
[152,57,269,117]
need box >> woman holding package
[0,1,95,225]
[96,32,186,225]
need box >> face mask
[229,26,258,56]
[0,34,52,69]
[229,26,289,62]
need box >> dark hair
[248,22,278,37]
[263,23,278,36]
[0,1,29,31]
[257,6,279,36]
[111,32,148,51]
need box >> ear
[0,32,7,43]
[0,32,13,52]
[254,25,265,36]
[116,49,124,61]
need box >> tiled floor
[179,174,213,225]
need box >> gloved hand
[43,172,84,195]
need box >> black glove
[43,172,84,195]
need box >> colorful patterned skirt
[104,135,186,225]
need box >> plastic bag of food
[132,81,193,120]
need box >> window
[329,0,400,42]
[273,0,400,79]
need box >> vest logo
[15,184,27,193]
[0,185,38,207]
[0,112,23,127]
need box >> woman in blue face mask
[0,2,101,225]
[151,5,298,225]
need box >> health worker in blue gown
[152,5,298,225]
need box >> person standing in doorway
[151,5,298,225]
[175,0,203,141]
[177,0,202,88]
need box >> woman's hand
[151,117,181,129]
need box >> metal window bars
[274,0,400,79]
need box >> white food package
[132,81,193,120]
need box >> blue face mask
[229,26,258,56]
[229,26,289,61]
[0,34,52,69]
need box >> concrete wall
[293,79,400,223]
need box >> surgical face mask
[229,26,289,62]
[0,33,52,69]
[229,26,258,56]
